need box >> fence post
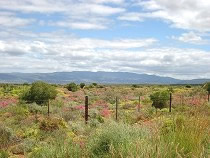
[116,97,118,121]
[169,93,172,112]
[208,92,210,102]
[48,99,50,116]
[138,96,141,112]
[85,96,89,124]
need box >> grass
[0,84,209,157]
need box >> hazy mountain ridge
[0,71,209,84]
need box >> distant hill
[0,71,209,84]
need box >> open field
[0,83,210,158]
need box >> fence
[80,92,209,124]
[0,92,209,124]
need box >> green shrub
[132,84,139,88]
[204,82,210,94]
[80,83,85,89]
[0,125,15,149]
[66,82,78,92]
[92,83,97,86]
[21,81,57,105]
[185,85,191,88]
[0,150,9,158]
[29,139,82,158]
[39,117,67,132]
[88,121,149,157]
[150,91,169,109]
[160,115,209,157]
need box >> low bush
[21,81,57,105]
[0,150,9,158]
[0,125,15,149]
[88,121,150,157]
[80,83,85,89]
[39,117,67,132]
[66,83,78,92]
[29,138,82,158]
[150,91,170,109]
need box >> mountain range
[0,71,209,84]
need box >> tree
[206,83,210,93]
[132,84,139,88]
[66,82,78,92]
[185,85,191,88]
[21,81,57,105]
[80,83,85,89]
[92,83,97,86]
[150,91,169,109]
[204,82,210,101]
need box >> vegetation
[66,82,78,92]
[150,90,170,109]
[21,81,57,105]
[92,83,97,86]
[80,83,85,89]
[205,82,210,94]
[0,83,209,157]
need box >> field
[0,83,210,158]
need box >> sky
[0,0,210,79]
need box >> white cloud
[135,0,210,32]
[0,0,125,15]
[0,0,125,30]
[0,11,35,27]
[172,32,208,44]
[0,34,209,79]
[118,12,144,21]
[55,21,107,30]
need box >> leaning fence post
[169,93,172,112]
[47,99,50,116]
[85,96,89,124]
[116,97,118,121]
[138,96,141,112]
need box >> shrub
[80,83,85,89]
[204,82,210,94]
[88,121,149,157]
[39,117,67,132]
[0,125,15,149]
[160,115,209,157]
[66,82,78,92]
[92,83,97,86]
[132,84,139,88]
[21,81,57,105]
[185,85,191,88]
[29,139,82,158]
[0,150,9,158]
[150,91,169,109]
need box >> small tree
[92,83,97,86]
[150,91,169,109]
[21,81,57,105]
[204,82,210,101]
[66,82,78,92]
[80,83,85,89]
[206,83,210,93]
[185,85,191,88]
[132,84,139,88]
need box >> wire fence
[0,92,209,123]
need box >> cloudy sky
[0,0,210,79]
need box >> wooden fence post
[169,93,172,112]
[116,97,118,121]
[48,99,50,116]
[208,92,210,102]
[138,96,141,112]
[85,96,89,124]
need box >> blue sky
[0,0,210,79]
